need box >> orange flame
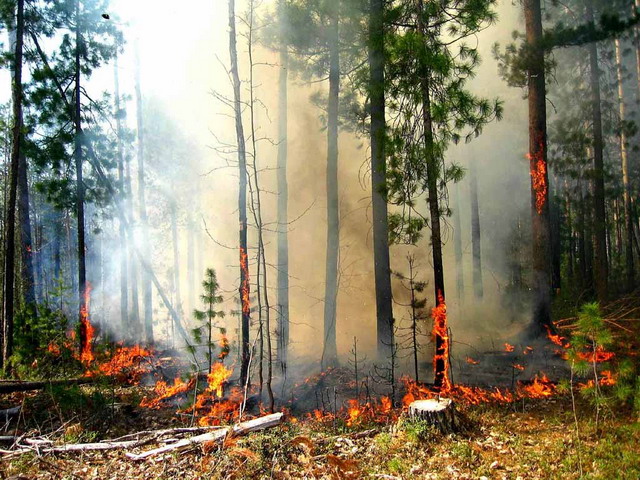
[240,247,250,317]
[466,356,480,365]
[206,362,233,398]
[518,374,555,398]
[95,345,152,381]
[527,136,548,215]
[218,333,230,361]
[346,399,362,427]
[512,363,525,371]
[432,291,451,391]
[576,346,615,363]
[523,346,534,355]
[504,342,515,352]
[79,283,94,364]
[141,377,193,409]
[545,325,567,347]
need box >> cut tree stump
[408,399,460,434]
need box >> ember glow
[504,342,515,352]
[466,356,480,365]
[527,136,548,215]
[79,283,94,365]
[432,291,451,391]
[239,246,250,317]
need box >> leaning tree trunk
[585,0,608,303]
[524,0,553,332]
[134,42,153,345]
[370,0,394,362]
[469,158,483,299]
[614,38,635,290]
[276,0,290,373]
[418,0,450,391]
[2,0,25,367]
[229,0,251,387]
[322,2,340,368]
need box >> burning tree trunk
[418,0,450,391]
[134,42,154,345]
[323,1,340,367]
[524,0,553,332]
[614,38,635,290]
[276,0,290,373]
[469,157,483,299]
[75,0,90,356]
[370,0,394,361]
[228,0,251,386]
[2,0,25,367]
[585,0,608,303]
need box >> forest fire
[527,138,548,215]
[140,377,194,409]
[94,345,153,382]
[518,374,555,397]
[504,342,515,352]
[239,247,250,316]
[432,291,451,391]
[78,284,94,365]
[205,362,233,398]
[466,356,480,365]
[545,326,568,347]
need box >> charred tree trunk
[370,0,394,361]
[469,158,483,299]
[322,3,340,367]
[615,39,635,290]
[585,0,608,303]
[229,0,251,386]
[453,183,464,300]
[524,0,553,332]
[276,0,290,373]
[134,43,153,345]
[114,54,129,336]
[2,0,25,367]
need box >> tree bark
[585,0,608,303]
[134,42,154,345]
[418,0,448,390]
[114,53,129,337]
[453,183,464,300]
[17,152,35,309]
[469,158,483,299]
[614,38,634,290]
[229,0,251,386]
[2,0,25,367]
[370,0,394,362]
[322,2,340,367]
[524,0,553,332]
[276,0,290,373]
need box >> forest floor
[1,383,639,480]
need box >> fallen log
[126,412,284,460]
[408,398,460,434]
[0,378,95,394]
[1,406,20,421]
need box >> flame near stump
[408,398,461,434]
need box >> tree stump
[408,398,460,434]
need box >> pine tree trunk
[370,0,394,361]
[585,0,608,303]
[276,0,290,373]
[125,145,141,339]
[17,157,34,309]
[614,39,635,290]
[469,158,483,299]
[75,0,89,353]
[524,0,552,332]
[170,199,182,331]
[228,0,251,386]
[322,2,340,367]
[550,179,562,291]
[453,183,464,300]
[2,0,25,367]
[187,214,195,315]
[418,0,448,390]
[134,43,154,345]
[114,55,129,337]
